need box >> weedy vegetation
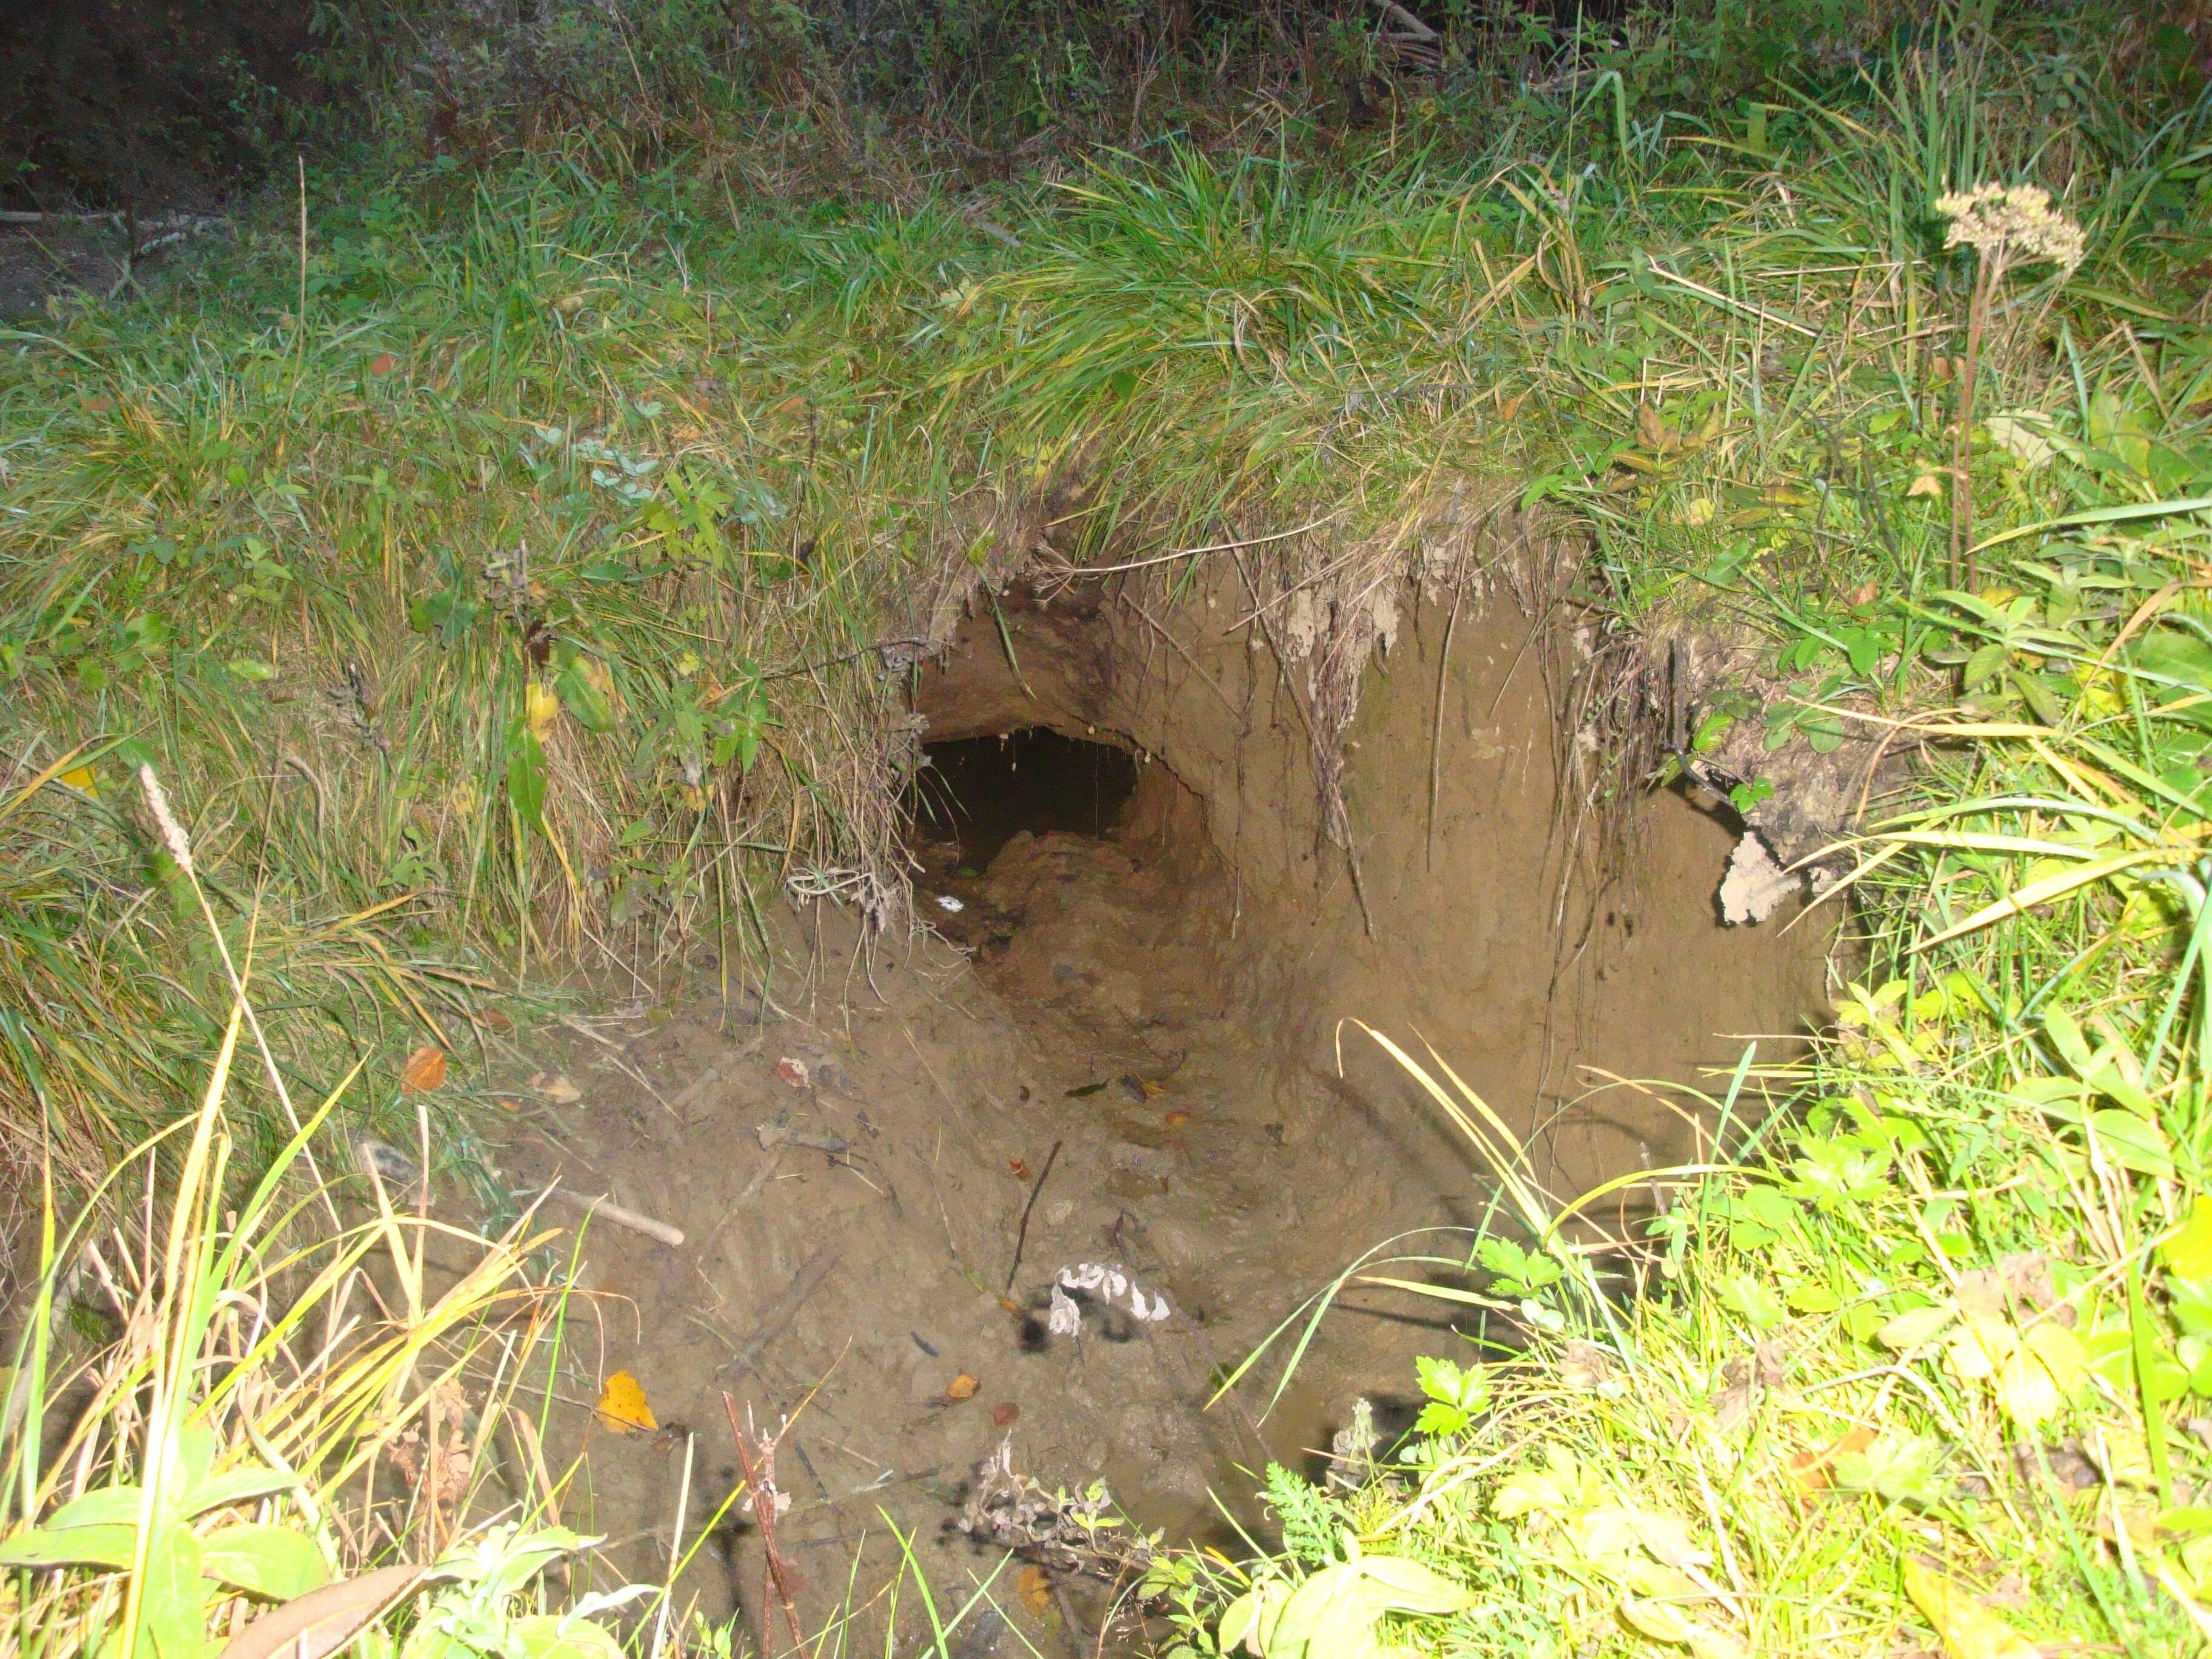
[2,0,2212,1654]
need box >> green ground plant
[2,0,2211,1654]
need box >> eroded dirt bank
[501,569,1837,1652]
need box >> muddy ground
[483,571,1840,1655]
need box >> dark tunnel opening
[906,728,1140,871]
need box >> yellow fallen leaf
[946,1373,979,1401]
[596,1370,657,1434]
[1903,1558,2037,1659]
[1997,1322,2084,1425]
[2021,1322,2084,1388]
[1945,1312,2014,1383]
[1618,1594,1691,1643]
[1016,1565,1051,1617]
[1686,1624,1748,1659]
[400,1045,447,1093]
[1996,1348,2058,1424]
[526,680,560,742]
[57,765,97,798]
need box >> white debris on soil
[1049,1261,1172,1334]
[934,893,965,913]
[1367,584,1401,654]
[1718,831,1798,927]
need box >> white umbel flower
[1933,183,2085,274]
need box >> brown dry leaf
[993,1400,1020,1427]
[1997,1251,2061,1318]
[400,1045,448,1093]
[532,1071,582,1105]
[1956,1269,2006,1319]
[1009,1159,1031,1181]
[1163,1110,1191,1128]
[1561,1340,1614,1390]
[2095,1505,2159,1551]
[1902,1558,2037,1659]
[479,1006,514,1034]
[1637,402,1667,452]
[596,1369,658,1434]
[217,1564,426,1659]
[368,351,397,376]
[1906,471,1946,499]
[1789,1424,1875,1492]
[776,1057,811,1088]
[1016,1566,1051,1617]
[946,1373,980,1401]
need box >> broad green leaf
[45,1486,144,1529]
[142,1523,209,1659]
[508,1615,625,1659]
[2089,1109,2172,1178]
[203,1524,329,1601]
[1963,641,2008,689]
[170,1423,218,1499]
[506,729,548,836]
[1267,1564,1372,1659]
[1717,1273,1784,1332]
[182,1469,296,1517]
[0,1521,138,1568]
[1219,1580,1290,1655]
[1358,1555,1475,1615]
[2042,1007,2094,1074]
[554,658,615,733]
[2164,1200,2212,1281]
[1877,1304,1952,1350]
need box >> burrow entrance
[511,571,1836,1651]
[910,730,1139,871]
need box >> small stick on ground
[725,1247,839,1384]
[1005,1139,1064,1296]
[722,1395,808,1659]
[529,1184,685,1247]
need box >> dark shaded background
[1,0,334,210]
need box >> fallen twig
[756,1121,853,1156]
[725,1247,840,1383]
[529,1184,686,1248]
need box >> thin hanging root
[1427,582,1466,871]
